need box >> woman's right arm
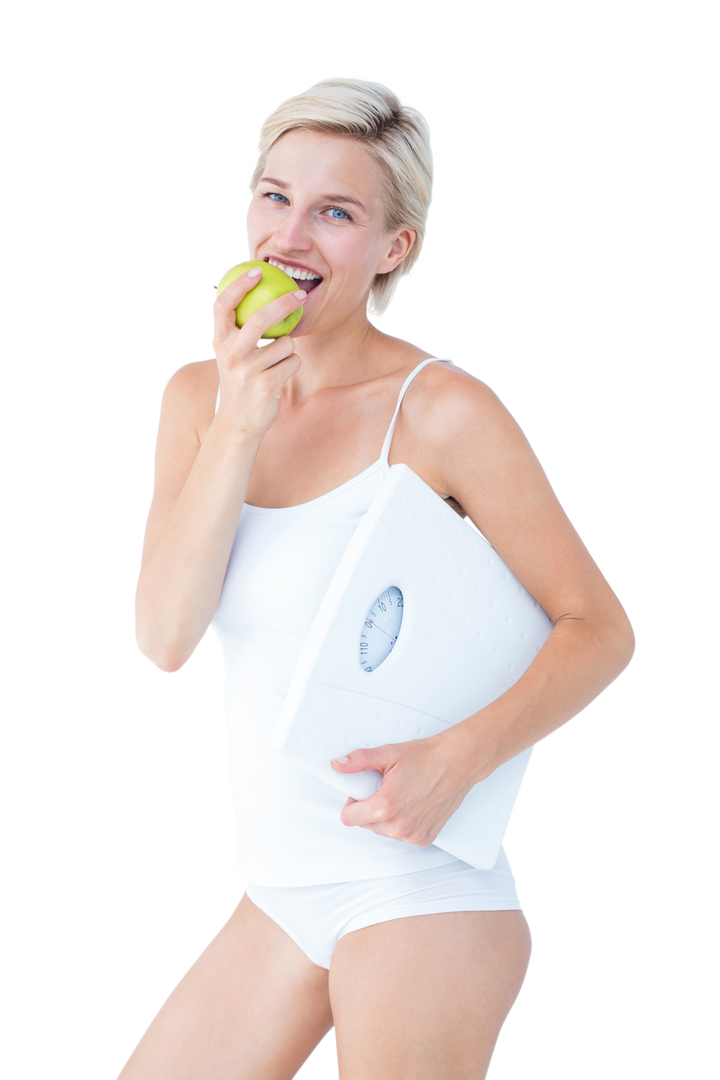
[135,269,306,671]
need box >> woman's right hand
[212,266,306,439]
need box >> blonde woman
[125,79,634,1079]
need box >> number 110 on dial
[359,586,404,673]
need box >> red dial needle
[366,618,397,643]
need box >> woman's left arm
[417,367,636,770]
[451,600,634,786]
[332,367,635,846]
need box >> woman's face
[246,129,413,338]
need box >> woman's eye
[262,191,351,220]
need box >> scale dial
[359,586,404,672]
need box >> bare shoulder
[405,361,501,422]
[164,357,216,395]
[398,362,529,493]
[398,360,616,625]
[184,352,218,395]
[161,358,219,438]
[140,360,218,563]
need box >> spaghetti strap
[379,358,453,467]
[215,385,221,415]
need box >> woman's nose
[272,206,312,252]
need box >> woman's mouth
[263,258,321,293]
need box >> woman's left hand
[330,728,492,847]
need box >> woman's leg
[117,893,333,1080]
[329,910,531,1080]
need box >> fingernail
[332,755,349,765]
[293,290,307,299]
[247,267,262,278]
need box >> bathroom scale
[270,464,553,869]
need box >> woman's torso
[210,355,471,886]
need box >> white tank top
[212,357,462,886]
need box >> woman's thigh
[117,893,333,1080]
[329,910,531,1080]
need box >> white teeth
[267,257,320,280]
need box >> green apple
[216,260,304,339]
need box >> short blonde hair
[251,78,432,315]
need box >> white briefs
[245,852,521,970]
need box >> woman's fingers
[209,263,260,330]
[237,288,306,344]
[211,270,306,439]
[213,271,306,351]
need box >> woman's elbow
[604,617,639,673]
[132,630,198,669]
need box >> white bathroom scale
[270,464,553,869]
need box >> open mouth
[263,258,321,295]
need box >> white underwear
[245,851,521,970]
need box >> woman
[126,79,634,1079]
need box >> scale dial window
[359,586,403,672]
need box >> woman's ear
[376,228,416,275]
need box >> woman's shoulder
[184,352,218,386]
[160,359,219,437]
[393,361,475,513]
[404,359,506,437]
[393,358,529,498]
[163,358,218,400]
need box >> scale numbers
[359,586,404,672]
